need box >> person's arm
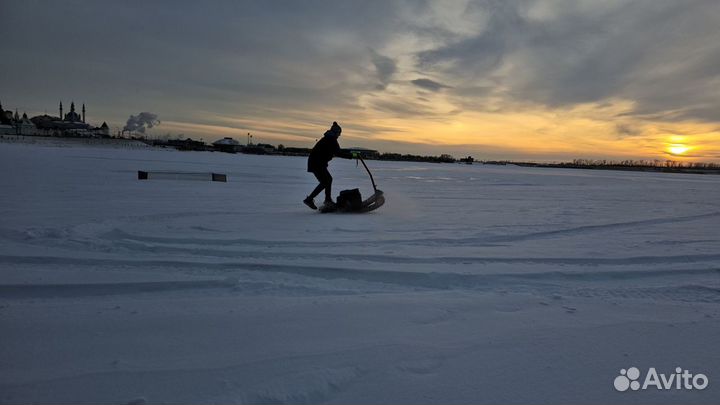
[336,148,357,159]
[333,139,357,159]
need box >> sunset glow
[668,144,691,156]
[3,1,720,162]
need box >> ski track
[2,254,719,303]
[73,240,720,266]
[2,208,720,304]
[112,207,720,246]
[3,209,719,249]
[4,225,720,267]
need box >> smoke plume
[123,112,160,134]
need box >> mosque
[0,100,109,137]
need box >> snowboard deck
[319,190,385,213]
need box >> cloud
[370,49,397,90]
[615,123,642,139]
[1,0,719,160]
[0,0,405,125]
[411,78,452,92]
[413,0,720,123]
[369,98,437,118]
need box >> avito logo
[614,367,709,392]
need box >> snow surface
[1,142,719,404]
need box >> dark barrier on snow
[137,171,227,182]
[211,173,227,182]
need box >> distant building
[241,143,276,155]
[0,100,112,137]
[459,156,474,164]
[168,138,206,151]
[0,103,32,135]
[97,121,109,136]
[47,101,92,134]
[17,112,36,135]
[212,137,241,153]
[63,101,84,123]
[280,146,312,156]
[0,125,13,135]
[346,147,380,159]
[16,100,111,137]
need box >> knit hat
[330,121,342,134]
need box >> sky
[2,0,720,162]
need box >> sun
[668,144,690,156]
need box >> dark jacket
[307,134,351,172]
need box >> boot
[303,196,317,210]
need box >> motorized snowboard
[318,156,385,214]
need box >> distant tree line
[377,153,456,163]
[488,159,720,174]
[566,159,720,169]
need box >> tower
[82,103,86,123]
[70,101,75,113]
[59,101,63,120]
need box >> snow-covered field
[1,143,719,404]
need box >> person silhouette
[303,121,355,210]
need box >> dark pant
[309,167,332,202]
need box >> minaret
[59,101,63,120]
[82,103,86,123]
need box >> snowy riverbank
[1,143,719,404]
